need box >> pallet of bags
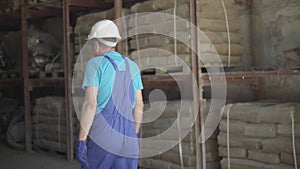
[218,102,300,169]
[32,96,79,154]
[139,100,199,169]
[128,0,244,72]
[129,0,191,74]
[197,0,243,68]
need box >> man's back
[82,51,143,114]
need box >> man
[76,20,144,169]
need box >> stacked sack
[32,96,79,153]
[139,100,197,169]
[219,103,300,169]
[200,99,224,169]
[128,0,245,72]
[128,0,192,74]
[197,0,244,67]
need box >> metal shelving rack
[12,0,300,165]
[126,0,300,168]
[21,2,64,156]
[21,0,113,160]
[191,1,300,168]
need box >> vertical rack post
[189,0,201,168]
[63,0,74,160]
[22,5,32,152]
[114,0,124,54]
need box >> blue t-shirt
[82,51,143,114]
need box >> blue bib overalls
[86,55,139,169]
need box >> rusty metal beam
[63,0,74,160]
[67,0,113,8]
[30,79,65,88]
[201,70,300,86]
[190,0,202,168]
[0,79,22,88]
[22,6,32,152]
[114,0,124,54]
[222,69,300,77]
[0,11,20,26]
[142,74,191,88]
[27,8,62,19]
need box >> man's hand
[76,140,89,168]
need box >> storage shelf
[25,8,62,19]
[142,74,191,88]
[8,0,299,165]
[201,69,300,86]
[67,0,113,8]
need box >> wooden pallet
[38,70,64,78]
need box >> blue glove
[76,140,89,168]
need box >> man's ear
[95,41,100,52]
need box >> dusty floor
[0,137,80,169]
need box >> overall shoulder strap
[104,55,118,70]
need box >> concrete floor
[0,137,80,169]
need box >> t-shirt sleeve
[82,59,100,89]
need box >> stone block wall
[218,103,300,169]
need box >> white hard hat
[87,20,121,47]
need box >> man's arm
[78,86,98,141]
[133,89,144,134]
